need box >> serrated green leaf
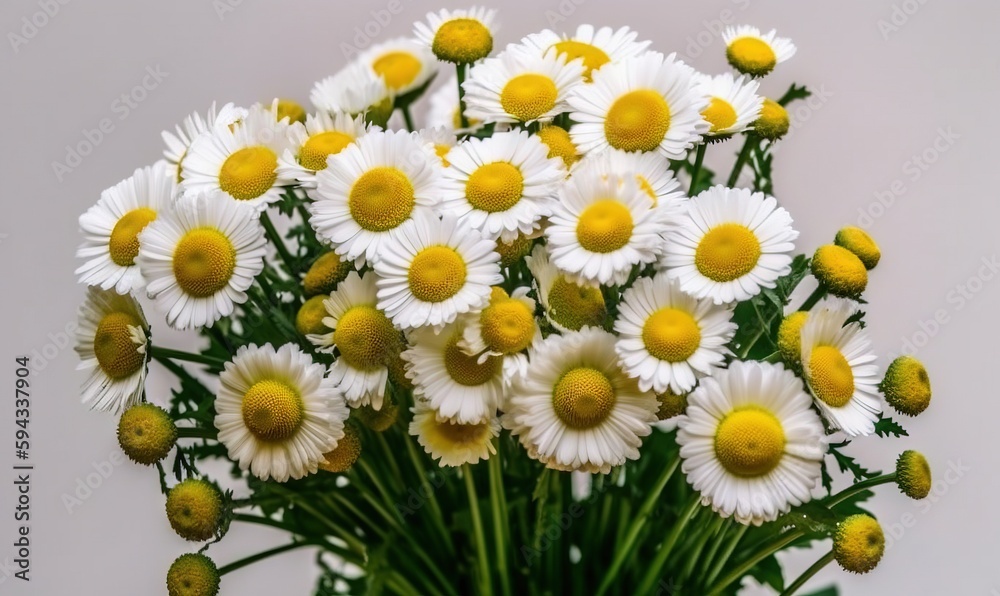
[873,413,909,438]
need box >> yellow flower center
[334,305,397,371]
[552,40,610,81]
[500,73,558,122]
[241,379,304,442]
[547,277,606,331]
[172,228,236,298]
[896,450,932,499]
[714,407,786,477]
[444,337,502,385]
[434,144,452,167]
[348,166,416,232]
[777,311,808,363]
[465,161,524,212]
[552,367,616,430]
[882,356,931,416]
[219,146,278,201]
[576,199,634,253]
[372,50,423,91]
[754,98,790,140]
[727,37,777,76]
[604,89,670,153]
[319,425,363,473]
[407,245,467,303]
[434,418,492,444]
[303,252,351,297]
[299,131,354,172]
[480,290,536,354]
[702,97,738,133]
[656,391,688,420]
[165,479,222,542]
[496,232,535,268]
[432,18,493,64]
[695,223,761,282]
[117,403,176,465]
[275,99,306,124]
[295,295,331,336]
[812,244,868,298]
[537,125,579,168]
[642,308,701,363]
[108,208,157,267]
[809,345,855,408]
[93,311,144,379]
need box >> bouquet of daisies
[74,7,935,595]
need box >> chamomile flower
[661,185,798,304]
[427,75,485,133]
[676,360,826,525]
[410,401,500,467]
[525,243,607,332]
[215,343,349,482]
[414,7,498,65]
[573,148,685,211]
[459,286,540,382]
[76,161,177,294]
[520,25,651,81]
[373,212,502,330]
[614,275,736,394]
[567,52,709,158]
[504,327,658,474]
[697,72,763,137]
[74,287,149,414]
[799,297,881,436]
[162,102,247,182]
[137,192,267,330]
[442,130,565,242]
[180,102,297,211]
[311,62,394,124]
[308,129,444,266]
[536,124,580,168]
[358,37,438,97]
[277,111,373,189]
[545,167,667,287]
[723,26,796,77]
[419,126,458,167]
[403,322,505,424]
[463,44,585,125]
[307,272,400,410]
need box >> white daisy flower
[442,130,566,242]
[277,111,374,189]
[800,297,882,436]
[427,75,486,134]
[661,185,798,304]
[308,129,444,266]
[311,61,394,119]
[504,327,658,474]
[413,7,498,65]
[373,211,502,330]
[358,37,438,97]
[74,287,149,414]
[524,243,607,333]
[697,72,764,137]
[179,102,298,211]
[410,401,499,467]
[614,275,736,394]
[403,322,505,424]
[459,286,540,383]
[723,25,797,77]
[572,148,686,214]
[520,24,651,81]
[419,126,458,167]
[568,52,709,157]
[677,360,826,525]
[463,44,585,125]
[307,271,400,410]
[215,343,349,482]
[137,192,267,330]
[545,167,667,287]
[162,102,247,182]
[75,161,177,294]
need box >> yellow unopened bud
[833,514,885,574]
[895,450,932,500]
[777,311,808,364]
[752,99,789,141]
[167,553,220,596]
[880,356,931,416]
[117,403,177,465]
[165,479,223,542]
[811,244,868,298]
[835,226,880,270]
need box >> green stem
[456,64,469,130]
[707,529,801,595]
[597,456,680,595]
[689,143,707,195]
[260,211,297,275]
[218,541,315,576]
[175,427,216,440]
[403,433,455,556]
[463,465,493,596]
[488,447,512,596]
[149,346,225,368]
[680,515,724,583]
[826,473,896,508]
[296,203,318,247]
[762,351,783,363]
[797,286,827,312]
[636,495,702,594]
[402,105,416,132]
[780,550,835,596]
[727,133,757,187]
[704,523,748,586]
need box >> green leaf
[777,83,812,107]
[801,586,839,596]
[831,489,875,519]
[749,555,784,593]
[829,441,881,482]
[873,413,909,438]
[779,501,839,535]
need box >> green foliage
[873,413,909,438]
[730,254,810,359]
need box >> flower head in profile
[723,25,796,77]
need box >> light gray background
[1,0,996,594]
